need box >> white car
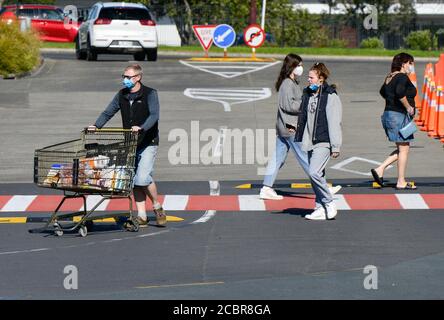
[76,2,158,61]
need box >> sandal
[371,169,384,186]
[153,206,167,226]
[396,182,417,190]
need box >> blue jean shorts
[133,145,158,187]
[381,110,414,142]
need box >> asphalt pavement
[0,51,443,300]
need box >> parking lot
[0,51,444,299]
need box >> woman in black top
[371,53,417,190]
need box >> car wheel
[86,37,97,61]
[75,36,86,60]
[133,52,146,61]
[146,48,157,62]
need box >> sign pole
[252,47,256,59]
[261,0,266,31]
[205,49,208,58]
[224,48,227,58]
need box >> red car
[0,4,80,42]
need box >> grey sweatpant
[308,147,333,207]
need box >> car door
[78,6,97,47]
[36,8,70,42]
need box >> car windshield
[38,8,64,20]
[98,8,151,20]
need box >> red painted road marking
[0,196,13,210]
[421,194,444,209]
[344,194,403,210]
[1,194,444,212]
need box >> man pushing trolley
[89,64,167,228]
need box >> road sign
[192,25,216,51]
[244,24,265,49]
[212,24,236,49]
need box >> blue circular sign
[212,24,236,49]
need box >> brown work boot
[153,206,167,226]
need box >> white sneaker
[305,207,327,220]
[259,186,283,200]
[329,185,342,195]
[325,202,338,220]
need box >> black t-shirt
[379,73,417,114]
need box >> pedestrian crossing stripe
[235,183,333,189]
[0,194,444,213]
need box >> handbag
[399,114,417,139]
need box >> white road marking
[81,195,109,212]
[1,195,37,212]
[162,195,189,211]
[330,156,394,176]
[333,195,351,210]
[395,194,429,209]
[213,126,227,158]
[180,60,280,79]
[184,87,272,112]
[238,195,266,211]
[192,181,219,224]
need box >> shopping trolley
[31,128,140,237]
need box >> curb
[39,48,440,62]
[0,58,46,80]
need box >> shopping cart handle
[83,127,134,133]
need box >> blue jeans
[133,145,158,187]
[262,135,310,187]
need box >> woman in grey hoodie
[295,62,343,220]
[260,54,309,200]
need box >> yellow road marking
[166,216,184,222]
[235,183,252,189]
[0,217,27,224]
[73,216,185,223]
[136,281,224,289]
[291,183,332,189]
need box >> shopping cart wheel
[78,225,88,237]
[54,223,63,237]
[124,221,139,232]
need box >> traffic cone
[416,64,433,126]
[428,84,442,137]
[409,63,421,112]
[421,78,436,132]
[435,53,444,85]
[419,75,433,129]
[425,80,439,133]
[436,84,444,139]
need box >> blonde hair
[310,62,330,81]
[124,64,143,76]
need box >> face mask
[293,66,303,77]
[123,78,135,89]
[309,83,319,91]
[409,65,415,74]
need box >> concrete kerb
[40,48,440,62]
[0,58,46,80]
